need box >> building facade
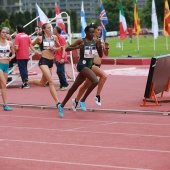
[0,0,146,20]
[60,0,100,21]
[22,0,59,13]
[138,0,146,9]
[0,0,59,14]
[0,0,22,14]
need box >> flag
[134,0,140,36]
[81,1,87,38]
[164,0,170,36]
[119,1,127,40]
[100,1,108,41]
[36,3,49,27]
[55,3,67,34]
[151,0,159,39]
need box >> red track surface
[0,63,170,170]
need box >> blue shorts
[0,62,9,73]
[77,64,86,72]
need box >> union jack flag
[100,2,108,41]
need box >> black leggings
[61,67,98,107]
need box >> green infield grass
[106,35,170,58]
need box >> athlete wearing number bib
[0,42,11,73]
[77,38,97,72]
[39,35,55,68]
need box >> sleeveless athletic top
[0,42,11,60]
[77,38,97,69]
[39,34,55,51]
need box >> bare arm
[29,44,39,54]
[95,39,103,58]
[103,42,109,56]
[9,41,15,60]
[65,39,84,51]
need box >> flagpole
[153,38,156,56]
[11,16,39,37]
[166,36,168,52]
[121,41,124,56]
[137,36,140,55]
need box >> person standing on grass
[14,24,38,88]
[127,26,133,43]
[57,25,103,118]
[72,23,109,111]
[0,27,15,111]
[21,23,61,108]
[53,26,69,91]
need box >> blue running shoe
[3,105,12,111]
[79,101,87,111]
[58,104,64,118]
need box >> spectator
[31,26,41,41]
[14,24,38,88]
[127,26,133,43]
[53,26,69,91]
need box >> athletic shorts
[0,62,9,73]
[93,63,101,68]
[77,64,86,72]
[77,58,94,72]
[38,57,53,68]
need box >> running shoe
[58,103,64,118]
[56,102,61,109]
[21,78,28,89]
[20,84,30,89]
[79,101,87,111]
[57,87,66,91]
[72,99,78,112]
[3,105,12,111]
[94,95,101,106]
[64,84,70,89]
[44,82,49,87]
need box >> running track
[0,64,170,170]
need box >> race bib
[43,39,54,50]
[84,45,97,58]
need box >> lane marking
[0,115,170,126]
[0,125,170,138]
[0,156,151,170]
[1,139,170,153]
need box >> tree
[0,9,8,24]
[31,10,37,33]
[67,10,78,33]
[24,11,32,35]
[9,12,17,32]
[140,0,167,29]
[102,0,134,31]
[0,19,14,33]
[48,9,54,19]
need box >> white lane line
[105,67,137,71]
[1,139,170,154]
[0,114,170,126]
[0,156,151,170]
[0,125,170,138]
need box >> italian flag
[119,1,127,40]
